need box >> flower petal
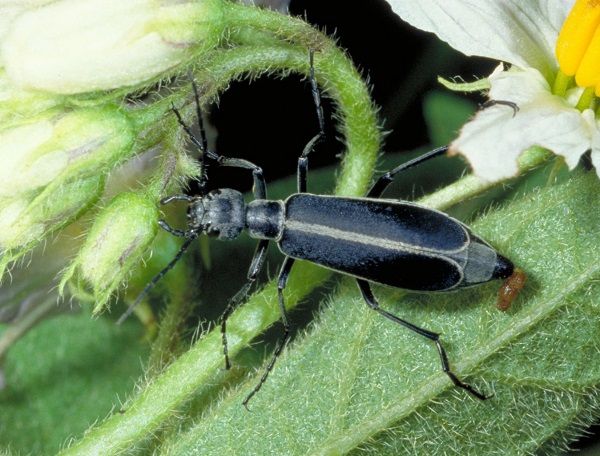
[451,66,594,182]
[588,113,600,180]
[385,0,573,78]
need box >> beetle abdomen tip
[493,254,514,280]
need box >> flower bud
[1,0,225,94]
[60,192,159,313]
[0,174,105,256]
[0,70,60,123]
[0,107,135,200]
[0,106,134,272]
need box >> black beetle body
[124,51,520,409]
[276,194,512,291]
[196,190,513,292]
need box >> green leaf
[0,309,147,455]
[423,90,476,146]
[159,171,600,455]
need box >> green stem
[222,2,332,51]
[575,86,595,112]
[131,42,380,198]
[197,46,380,196]
[552,70,570,97]
[145,279,189,377]
[420,146,552,210]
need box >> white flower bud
[1,0,225,94]
[60,192,159,313]
[0,107,134,200]
[0,106,134,268]
[0,174,105,251]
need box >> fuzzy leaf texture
[159,171,600,455]
[0,308,148,454]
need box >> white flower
[386,0,600,183]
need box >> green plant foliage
[0,310,147,454]
[1,3,599,455]
[158,171,600,455]
[2,169,598,456]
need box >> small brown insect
[496,268,527,311]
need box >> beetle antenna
[187,70,209,195]
[117,234,197,325]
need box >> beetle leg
[174,102,267,199]
[172,97,268,200]
[479,99,519,116]
[157,220,193,238]
[156,196,199,237]
[355,279,492,400]
[242,256,295,410]
[367,99,520,199]
[309,50,325,135]
[297,50,325,194]
[173,72,210,192]
[367,146,448,198]
[173,108,267,199]
[220,239,270,370]
[117,234,197,325]
[187,69,209,157]
[213,155,268,200]
[160,194,196,205]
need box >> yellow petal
[575,24,600,94]
[555,0,600,76]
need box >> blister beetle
[121,51,519,408]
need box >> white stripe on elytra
[284,219,466,255]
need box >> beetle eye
[207,226,220,238]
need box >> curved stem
[221,2,381,196]
[131,42,380,198]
